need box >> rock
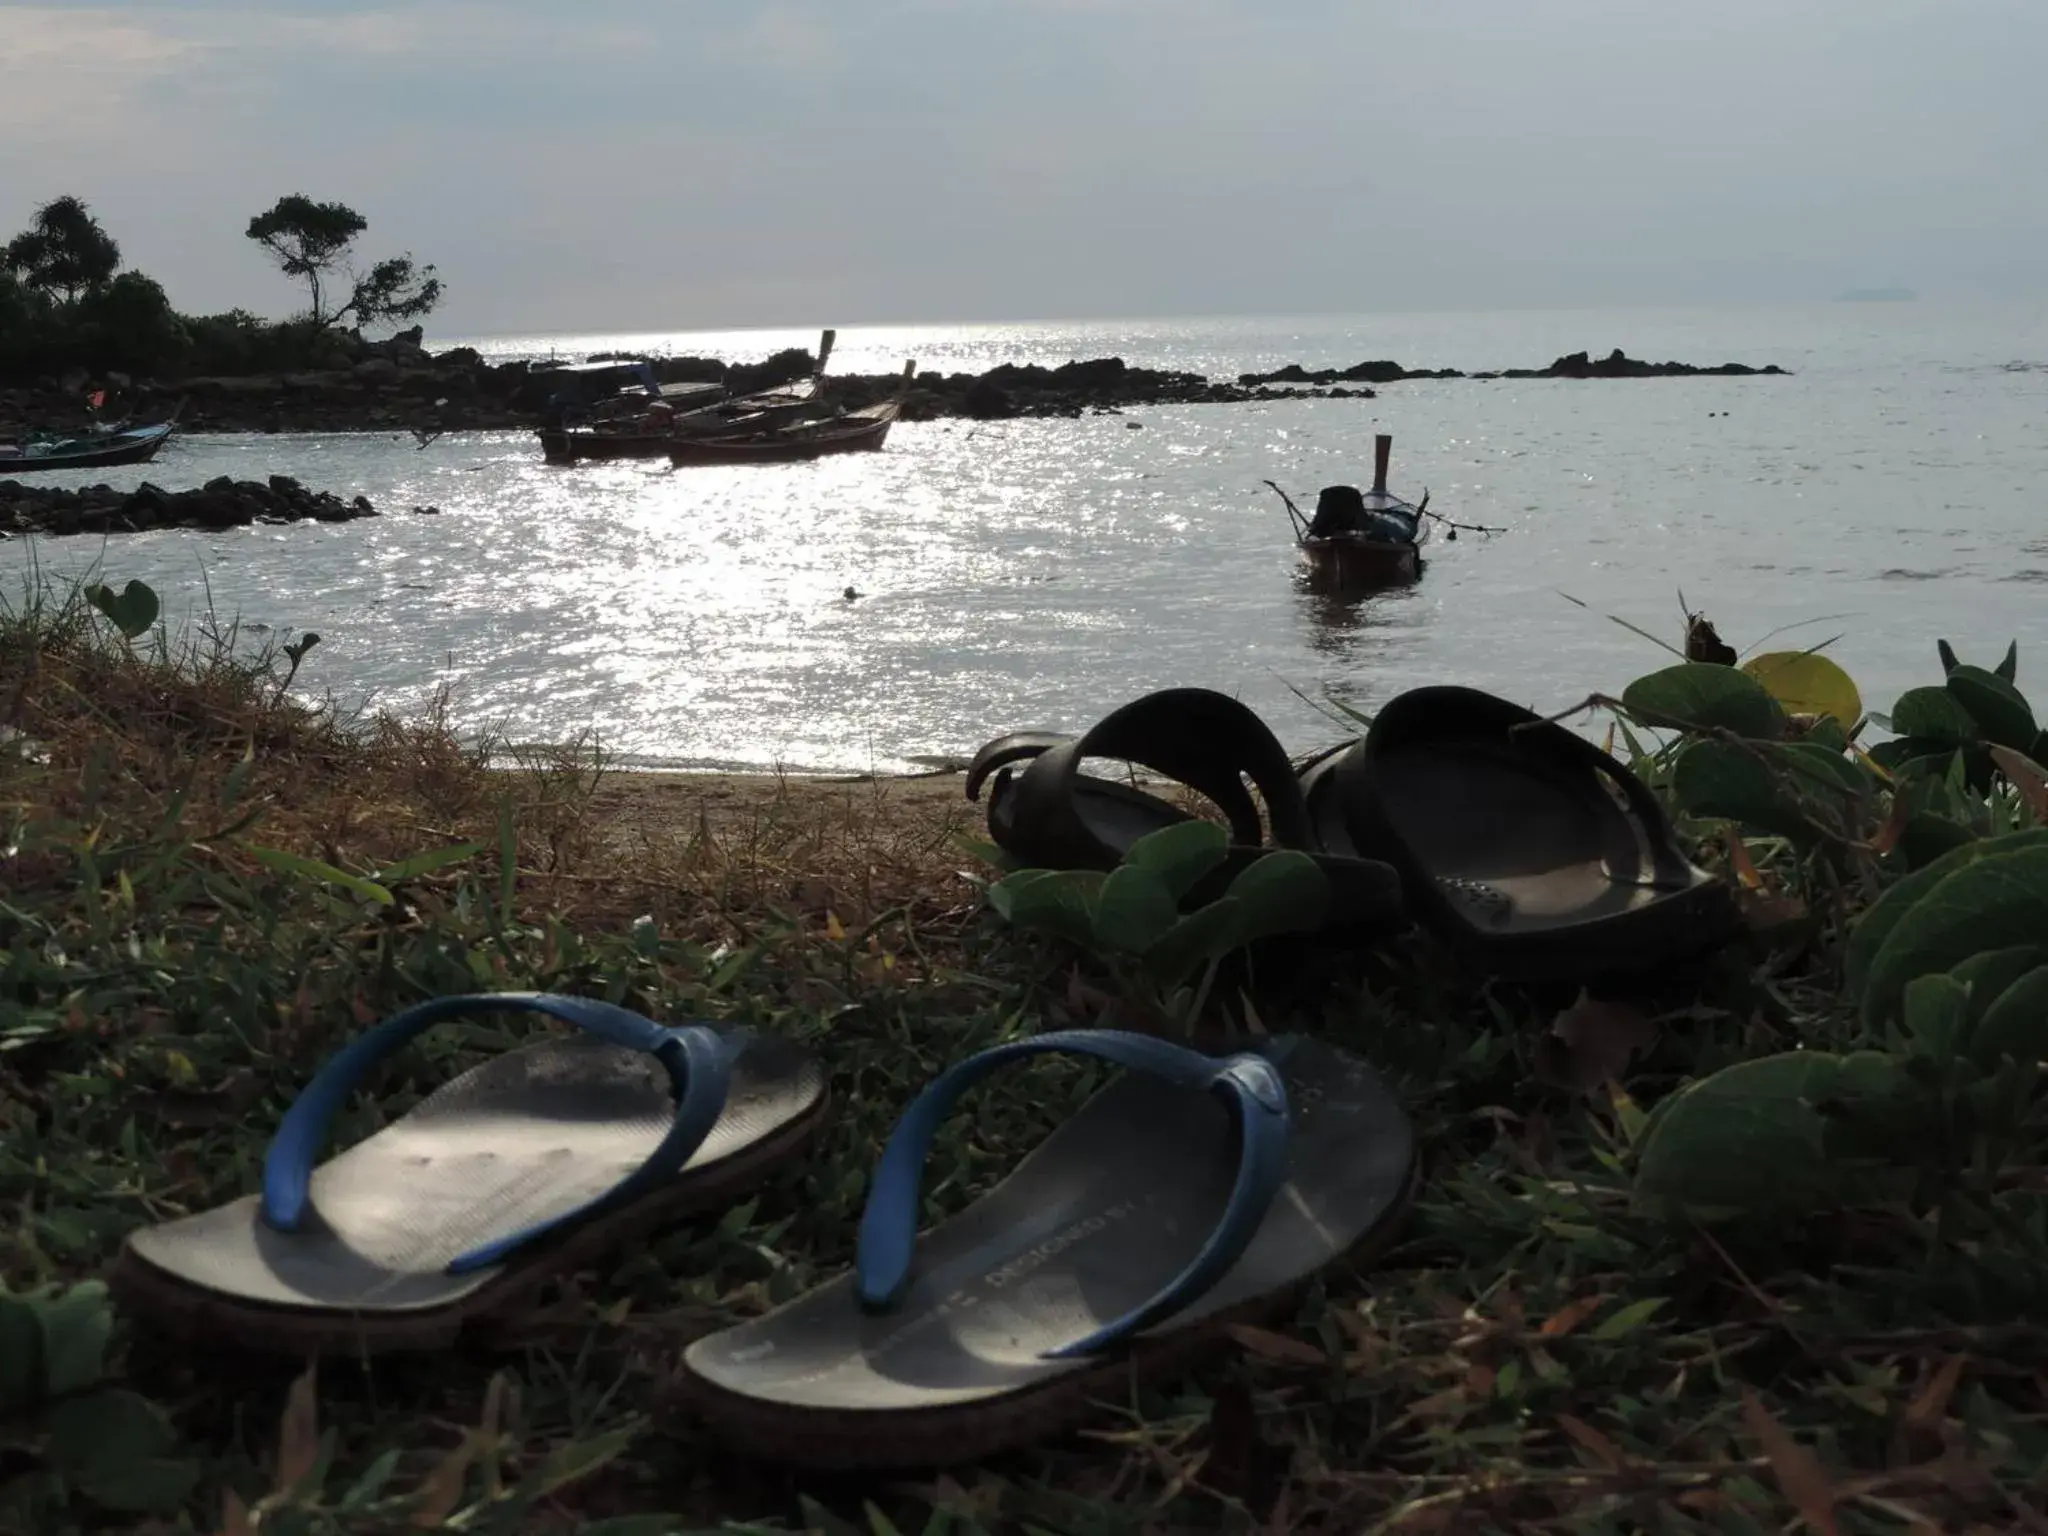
[354,357,400,383]
[268,474,302,497]
[410,504,440,515]
[963,378,1017,420]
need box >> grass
[0,577,2043,1535]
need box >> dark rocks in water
[1238,359,1455,387]
[963,377,1018,420]
[0,476,381,538]
[1507,348,1788,379]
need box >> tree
[245,194,444,332]
[4,196,121,303]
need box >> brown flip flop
[113,993,827,1356]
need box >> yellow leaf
[1741,651,1862,725]
[825,911,846,942]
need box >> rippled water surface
[9,303,2048,771]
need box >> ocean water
[7,303,2048,773]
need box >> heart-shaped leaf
[1223,850,1330,942]
[1899,973,1972,1062]
[987,868,1103,948]
[1142,897,1245,987]
[1635,1052,1866,1220]
[1741,650,1863,725]
[47,1387,197,1514]
[1091,864,1179,955]
[1122,820,1229,903]
[1859,844,2048,1026]
[1969,963,2048,1068]
[1843,829,2048,997]
[1671,740,1809,838]
[83,579,160,640]
[1945,665,2037,751]
[34,1280,112,1397]
[1889,687,1979,748]
[1622,663,1786,738]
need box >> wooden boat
[1296,435,1430,588]
[667,361,914,468]
[0,418,178,473]
[537,330,837,465]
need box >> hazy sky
[5,0,2044,335]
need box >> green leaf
[987,869,1104,948]
[250,846,394,906]
[1121,820,1229,903]
[1946,664,2037,751]
[1142,897,1245,987]
[1621,663,1786,738]
[1843,829,2048,997]
[1767,740,1872,798]
[1589,1296,1667,1340]
[1998,640,2020,682]
[47,1388,197,1514]
[1634,1052,1900,1220]
[1860,844,2048,1026]
[1937,638,1962,676]
[375,842,483,883]
[1670,740,1808,838]
[0,1296,41,1410]
[1948,946,2042,1034]
[1223,849,1330,941]
[83,578,159,640]
[1969,963,2048,1069]
[34,1281,112,1396]
[1091,865,1180,955]
[1890,686,1980,748]
[1900,973,1971,1062]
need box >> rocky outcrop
[0,475,389,538]
[1237,348,1787,387]
[0,344,1789,440]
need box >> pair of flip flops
[970,684,1740,979]
[114,995,1413,1471]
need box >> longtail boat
[537,330,837,465]
[667,361,914,468]
[0,410,181,474]
[1275,434,1431,589]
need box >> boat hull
[1299,534,1423,589]
[666,412,895,467]
[0,423,175,473]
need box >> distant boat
[0,417,179,473]
[1837,287,1918,302]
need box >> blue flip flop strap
[854,1028,1290,1360]
[258,992,732,1274]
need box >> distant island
[1837,287,1918,302]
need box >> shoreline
[2,345,1788,439]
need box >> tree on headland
[245,195,443,332]
[4,196,121,304]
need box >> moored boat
[666,361,914,468]
[1295,435,1431,588]
[0,418,179,473]
[537,330,838,465]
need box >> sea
[7,303,2048,774]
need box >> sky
[4,0,2045,336]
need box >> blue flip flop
[113,993,827,1354]
[679,1028,1413,1469]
